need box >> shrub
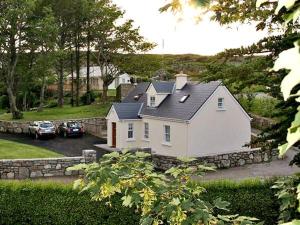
[80,91,98,105]
[0,181,140,225]
[46,100,58,108]
[0,179,279,225]
[201,179,279,225]
[0,95,9,109]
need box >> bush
[80,91,98,105]
[0,95,9,109]
[202,179,279,225]
[46,100,58,108]
[0,179,279,225]
[0,181,140,225]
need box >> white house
[106,73,252,157]
[108,73,131,89]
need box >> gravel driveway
[0,133,108,159]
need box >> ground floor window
[164,125,170,142]
[128,123,134,139]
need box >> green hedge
[0,179,279,225]
[202,179,279,225]
[0,181,140,225]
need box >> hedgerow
[0,179,278,225]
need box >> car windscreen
[67,122,80,128]
[40,123,53,128]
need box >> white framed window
[144,122,149,139]
[164,125,170,143]
[218,97,224,109]
[128,123,134,139]
[150,96,156,107]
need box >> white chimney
[175,72,188,90]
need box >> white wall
[106,107,120,147]
[146,84,168,107]
[187,86,251,157]
[142,117,188,157]
[108,73,131,89]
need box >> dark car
[58,121,84,137]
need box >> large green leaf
[273,43,300,100]
[275,0,296,14]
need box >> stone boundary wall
[152,148,279,170]
[0,150,96,179]
[250,113,275,130]
[0,117,107,138]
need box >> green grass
[0,139,63,159]
[0,103,111,121]
[108,89,116,97]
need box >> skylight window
[179,95,190,103]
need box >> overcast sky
[114,0,269,55]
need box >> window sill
[217,108,226,111]
[142,138,150,142]
[161,142,172,147]
[126,138,136,142]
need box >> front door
[112,122,116,148]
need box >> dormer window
[150,96,156,107]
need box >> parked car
[28,121,56,139]
[58,121,84,137]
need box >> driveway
[201,148,300,181]
[0,133,108,159]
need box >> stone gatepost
[82,150,97,163]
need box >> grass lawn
[0,139,63,159]
[0,103,111,121]
[108,89,116,97]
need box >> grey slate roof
[113,103,143,120]
[152,81,175,93]
[122,82,150,104]
[120,81,221,121]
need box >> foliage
[272,175,300,224]
[0,95,9,110]
[0,181,140,225]
[46,99,59,108]
[69,151,261,225]
[0,179,279,225]
[0,104,110,121]
[238,96,279,118]
[0,139,62,159]
[80,90,98,105]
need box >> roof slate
[151,81,175,93]
[121,81,221,121]
[113,103,143,120]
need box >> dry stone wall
[0,117,107,138]
[152,148,279,170]
[0,150,96,179]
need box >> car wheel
[35,132,39,140]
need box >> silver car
[28,121,56,139]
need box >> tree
[69,151,260,225]
[0,0,57,119]
[90,0,155,101]
[0,0,36,119]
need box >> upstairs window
[218,97,224,109]
[128,123,134,139]
[164,125,170,143]
[144,122,149,139]
[150,96,156,107]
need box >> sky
[114,0,269,55]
